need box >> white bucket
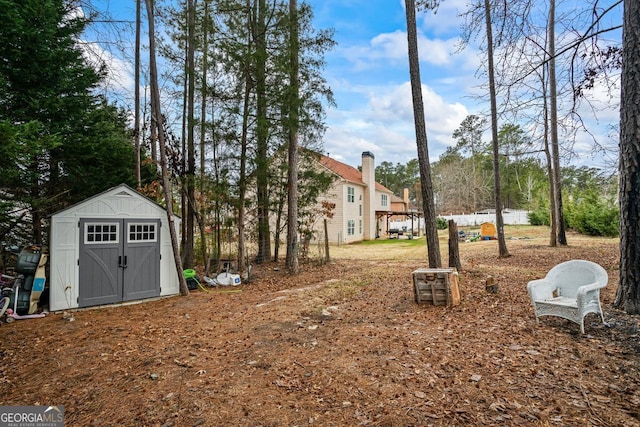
[216,272,241,286]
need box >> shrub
[528,201,550,226]
[565,192,619,237]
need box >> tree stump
[448,220,462,272]
[485,275,499,293]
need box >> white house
[315,152,397,244]
[48,184,181,312]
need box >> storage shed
[49,184,181,312]
[480,222,498,240]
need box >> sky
[88,0,622,173]
[302,0,621,173]
[305,0,480,169]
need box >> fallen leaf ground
[1,226,638,426]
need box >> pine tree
[0,0,143,244]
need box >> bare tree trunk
[285,0,299,274]
[180,47,188,261]
[615,0,640,314]
[30,176,42,245]
[448,220,462,272]
[237,75,251,275]
[484,0,509,258]
[541,64,557,247]
[254,0,271,263]
[324,218,330,263]
[238,76,251,273]
[150,92,157,164]
[134,0,141,187]
[144,0,189,296]
[404,0,441,268]
[273,184,285,262]
[236,0,252,277]
[548,0,567,246]
[199,0,210,275]
[183,0,197,267]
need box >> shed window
[85,223,119,244]
[128,223,157,243]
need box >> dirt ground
[1,227,639,426]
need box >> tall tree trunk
[404,0,442,268]
[144,0,189,296]
[484,0,509,258]
[134,0,141,187]
[150,92,158,165]
[237,8,252,277]
[273,188,285,262]
[615,0,640,314]
[448,220,462,272]
[237,77,250,275]
[198,0,210,275]
[180,46,188,261]
[254,0,271,263]
[541,63,557,247]
[183,0,197,267]
[548,0,567,246]
[285,0,299,273]
[30,170,42,244]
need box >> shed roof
[51,183,179,219]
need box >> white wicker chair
[527,260,608,334]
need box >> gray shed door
[79,219,160,308]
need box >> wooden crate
[413,268,460,306]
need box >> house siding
[307,152,397,244]
[319,181,364,244]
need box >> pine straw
[1,228,638,426]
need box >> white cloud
[323,81,469,167]
[420,0,471,37]
[338,28,470,73]
[369,30,455,66]
[81,41,135,98]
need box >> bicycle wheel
[0,296,9,319]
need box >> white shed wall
[49,185,181,312]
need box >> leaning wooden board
[30,253,47,314]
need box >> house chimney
[362,152,376,240]
[403,188,409,212]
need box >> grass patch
[356,237,426,247]
[323,278,370,300]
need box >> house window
[128,223,157,243]
[381,194,388,206]
[347,187,355,203]
[347,220,355,236]
[85,223,119,244]
[359,219,362,234]
[359,205,362,216]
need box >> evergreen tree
[0,0,144,245]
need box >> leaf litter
[0,229,638,426]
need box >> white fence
[389,210,530,232]
[440,210,530,227]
